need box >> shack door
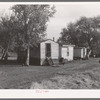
[45,43,51,57]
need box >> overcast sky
[1,2,100,41]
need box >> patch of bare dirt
[30,67,100,89]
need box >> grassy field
[0,58,100,89]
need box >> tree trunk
[87,49,92,59]
[1,49,6,60]
[1,40,10,61]
[1,48,8,61]
[25,45,30,66]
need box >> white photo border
[0,1,100,98]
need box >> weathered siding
[51,42,59,59]
[74,47,87,59]
[59,45,62,58]
[61,46,74,61]
[40,40,59,65]
[81,49,83,58]
[40,42,45,65]
[62,47,67,58]
[68,47,74,61]
[83,47,87,58]
[74,48,82,58]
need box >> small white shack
[40,39,59,65]
[60,45,75,61]
[30,39,75,65]
[30,39,59,65]
[74,47,87,59]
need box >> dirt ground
[0,58,100,89]
[31,58,100,89]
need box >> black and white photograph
[0,2,100,90]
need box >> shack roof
[62,44,75,47]
[39,39,58,44]
[74,47,86,49]
[39,39,75,47]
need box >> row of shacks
[20,39,87,66]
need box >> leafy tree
[11,5,56,66]
[0,15,19,61]
[58,16,100,58]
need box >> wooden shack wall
[83,47,87,58]
[61,46,74,61]
[68,46,74,61]
[40,40,59,65]
[59,44,62,58]
[74,47,87,59]
[74,48,82,58]
[30,44,40,65]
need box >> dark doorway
[30,45,40,65]
[46,43,51,57]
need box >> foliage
[0,14,21,60]
[11,5,56,48]
[58,16,100,56]
[11,5,56,65]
